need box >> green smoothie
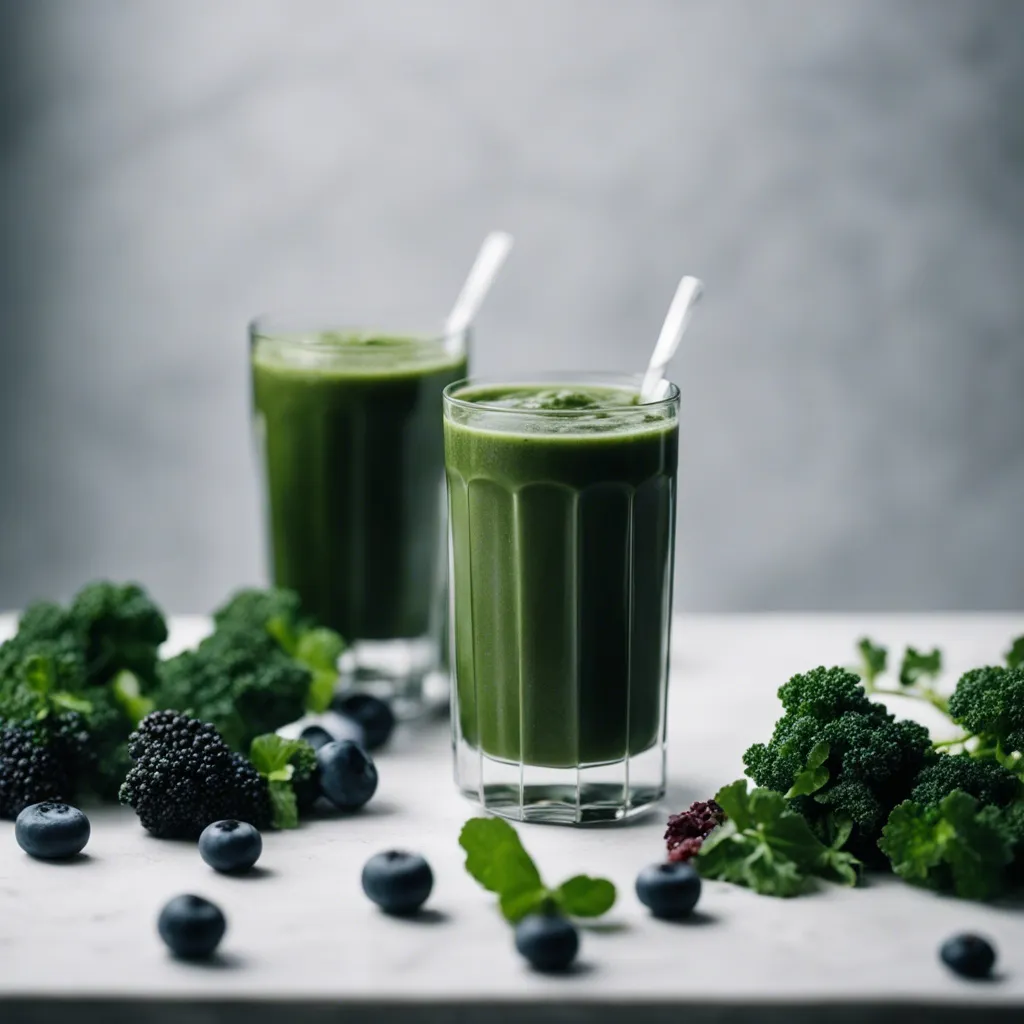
[444,381,678,769]
[252,331,467,642]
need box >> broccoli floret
[69,581,168,687]
[776,666,882,721]
[948,666,1024,760]
[744,666,933,857]
[213,588,344,712]
[213,587,305,636]
[0,583,167,803]
[154,628,311,751]
[119,710,271,838]
[910,753,1021,809]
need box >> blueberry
[940,933,996,979]
[635,861,701,919]
[362,850,433,915]
[198,820,262,873]
[294,763,322,813]
[15,802,90,860]
[514,913,579,972]
[317,740,378,810]
[299,725,336,751]
[158,894,226,960]
[331,693,395,751]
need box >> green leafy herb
[855,638,888,688]
[249,734,318,830]
[785,740,830,798]
[899,647,943,689]
[459,817,617,923]
[697,780,860,898]
[111,670,154,726]
[879,790,1015,901]
[295,628,347,713]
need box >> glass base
[455,739,665,825]
[340,638,448,720]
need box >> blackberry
[119,710,271,838]
[0,724,71,819]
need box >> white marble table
[1,614,1023,1024]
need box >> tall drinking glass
[444,374,679,823]
[250,320,468,715]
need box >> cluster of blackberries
[119,711,271,838]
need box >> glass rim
[443,372,680,416]
[249,313,464,349]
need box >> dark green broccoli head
[910,753,1021,809]
[154,627,311,751]
[744,666,933,853]
[776,666,883,722]
[948,666,1024,755]
[0,637,89,724]
[15,601,77,643]
[213,587,304,636]
[212,587,344,713]
[69,581,168,687]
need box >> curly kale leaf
[698,780,860,898]
[879,791,1015,901]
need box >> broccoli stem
[866,682,950,716]
[931,734,973,750]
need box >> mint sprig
[249,734,317,830]
[459,817,616,923]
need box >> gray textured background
[1,0,1022,615]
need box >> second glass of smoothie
[444,374,679,824]
[250,320,468,714]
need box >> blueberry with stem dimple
[317,740,378,810]
[158,895,227,960]
[198,820,262,873]
[514,913,579,972]
[940,933,997,979]
[362,850,433,915]
[635,862,702,919]
[299,725,335,751]
[15,803,90,860]
[331,693,395,751]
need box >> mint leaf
[698,780,860,898]
[265,615,298,656]
[554,875,617,918]
[459,817,617,924]
[250,734,308,775]
[880,791,1014,901]
[249,734,316,830]
[899,646,942,688]
[856,638,888,686]
[785,740,830,798]
[459,817,543,900]
[306,670,338,714]
[296,628,346,671]
[268,778,299,830]
[1006,636,1024,670]
[296,628,345,712]
[499,888,551,922]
